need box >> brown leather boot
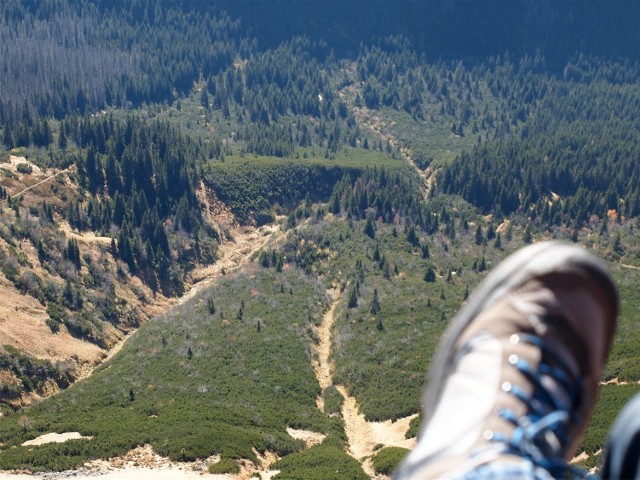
[395,241,618,479]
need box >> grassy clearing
[220,147,406,170]
[382,108,477,167]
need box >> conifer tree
[348,287,358,308]
[424,266,436,282]
[364,217,376,239]
[370,288,380,314]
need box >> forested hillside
[1,1,640,478]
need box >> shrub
[208,458,240,474]
[16,163,33,174]
[406,415,421,439]
[371,446,410,476]
[273,443,367,480]
[46,302,68,325]
[322,386,344,416]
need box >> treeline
[205,160,365,224]
[69,115,218,295]
[439,59,640,227]
[352,38,640,229]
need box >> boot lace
[487,331,587,478]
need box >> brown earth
[311,287,417,478]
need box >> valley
[2,1,640,478]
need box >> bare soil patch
[0,276,103,365]
[286,427,326,449]
[337,385,417,476]
[310,287,417,477]
[4,156,42,175]
[179,223,282,306]
[311,288,339,393]
[22,432,93,447]
[59,221,112,246]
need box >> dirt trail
[340,72,434,199]
[11,163,75,199]
[620,263,640,271]
[337,385,417,476]
[311,288,417,478]
[178,223,282,306]
[312,289,339,393]
[73,330,138,384]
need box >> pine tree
[370,289,380,314]
[207,297,216,314]
[406,226,419,246]
[259,250,270,268]
[364,217,376,239]
[479,256,487,272]
[372,243,381,262]
[424,267,436,282]
[348,287,358,308]
[486,223,496,240]
[494,232,502,250]
[474,224,484,245]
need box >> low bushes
[371,446,410,476]
[208,458,240,474]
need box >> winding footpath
[311,287,417,478]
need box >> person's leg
[395,241,618,479]
[601,393,640,479]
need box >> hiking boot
[601,392,640,479]
[395,241,618,479]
